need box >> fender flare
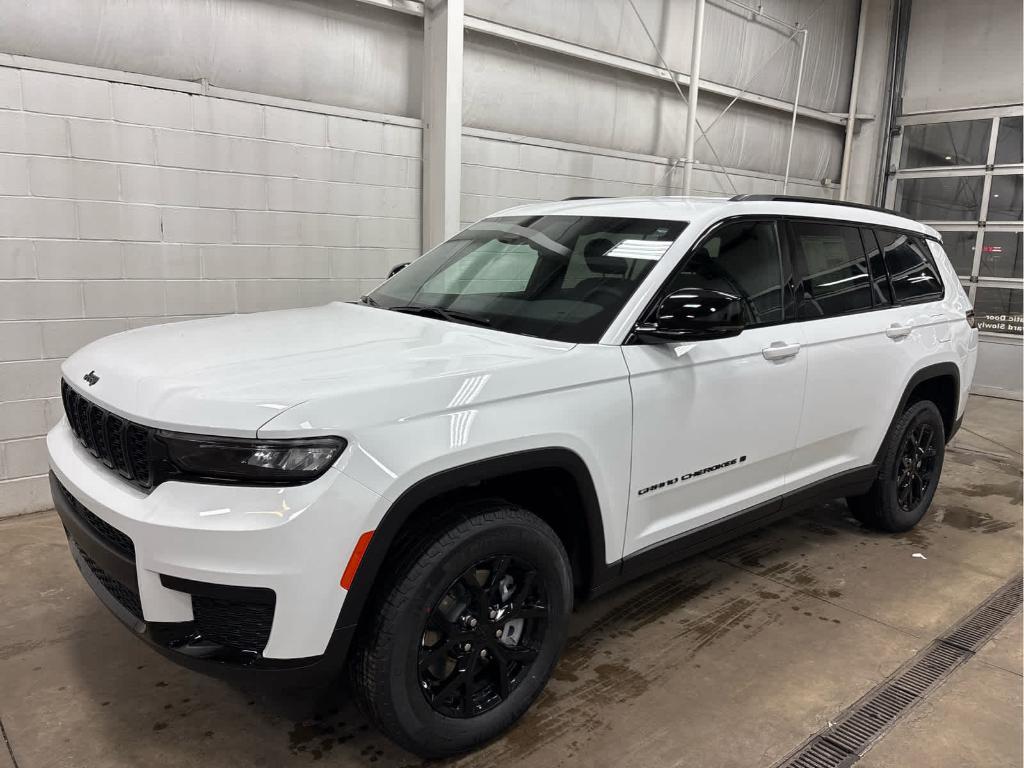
[873,361,961,465]
[333,447,607,637]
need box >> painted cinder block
[0,240,35,279]
[201,245,331,279]
[0,155,30,195]
[69,119,154,164]
[3,436,49,478]
[328,117,384,153]
[0,475,53,518]
[0,67,20,109]
[265,106,327,146]
[0,281,82,321]
[160,207,234,244]
[193,97,264,138]
[35,240,123,280]
[22,70,111,119]
[0,322,43,362]
[112,83,192,129]
[0,359,64,401]
[0,198,77,239]
[40,318,128,358]
[123,243,201,279]
[28,157,120,201]
[83,280,166,318]
[197,171,267,210]
[356,217,419,249]
[78,201,161,242]
[119,165,200,206]
[165,279,237,315]
[0,111,68,157]
[0,399,49,441]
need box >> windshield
[366,215,687,342]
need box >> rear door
[622,219,806,556]
[784,221,945,489]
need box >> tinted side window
[875,229,945,303]
[789,222,873,318]
[860,228,892,307]
[663,220,784,326]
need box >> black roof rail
[561,196,609,201]
[728,194,899,216]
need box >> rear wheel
[848,400,946,532]
[349,500,572,758]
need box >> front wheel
[848,400,946,532]
[349,500,572,758]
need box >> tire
[348,499,572,758]
[847,400,946,532]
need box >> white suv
[48,195,978,756]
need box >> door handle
[885,322,913,340]
[762,341,801,361]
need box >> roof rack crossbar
[728,194,898,216]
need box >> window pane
[937,231,979,276]
[895,176,985,220]
[877,230,945,303]
[860,228,892,306]
[790,222,873,318]
[900,120,992,168]
[372,215,686,343]
[987,174,1023,221]
[995,116,1023,165]
[667,221,783,326]
[980,231,1024,279]
[423,241,539,294]
[973,286,1023,336]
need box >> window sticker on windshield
[605,240,674,260]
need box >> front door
[622,219,807,557]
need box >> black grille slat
[61,379,154,490]
[192,596,275,653]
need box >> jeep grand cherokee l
[48,194,978,756]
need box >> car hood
[61,302,575,436]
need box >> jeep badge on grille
[83,371,99,386]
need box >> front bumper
[47,419,381,669]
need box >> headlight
[155,431,346,485]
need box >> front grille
[61,379,154,489]
[57,481,135,560]
[192,596,275,653]
[71,538,144,621]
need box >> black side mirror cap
[634,287,745,343]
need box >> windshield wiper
[388,304,491,327]
[358,295,380,307]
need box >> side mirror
[634,287,745,343]
[387,262,410,279]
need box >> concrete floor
[1,395,1021,768]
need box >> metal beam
[421,0,463,250]
[840,0,869,201]
[782,29,807,193]
[682,0,706,194]
[350,0,873,128]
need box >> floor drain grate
[774,573,1022,768]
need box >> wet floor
[1,395,1021,768]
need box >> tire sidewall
[384,514,572,755]
[881,401,946,530]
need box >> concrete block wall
[460,130,834,227]
[0,63,422,517]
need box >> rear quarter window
[875,229,945,303]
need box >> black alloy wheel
[418,555,548,718]
[895,420,939,512]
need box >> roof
[490,195,940,241]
